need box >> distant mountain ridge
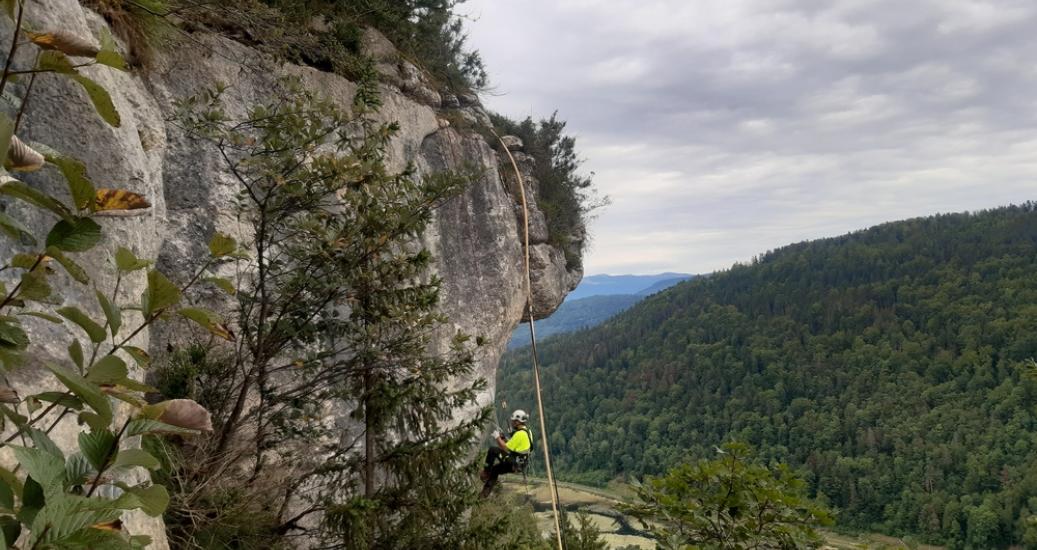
[508,273,693,349]
[565,273,693,300]
[636,276,693,296]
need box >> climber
[479,409,532,498]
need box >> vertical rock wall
[1,0,580,545]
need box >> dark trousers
[481,447,514,497]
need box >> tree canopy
[499,203,1037,549]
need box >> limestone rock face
[0,1,580,545]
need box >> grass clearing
[502,478,946,550]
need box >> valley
[502,478,949,550]
[500,205,1037,548]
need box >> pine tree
[168,70,491,547]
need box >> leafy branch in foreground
[0,2,223,546]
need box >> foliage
[81,0,172,66]
[464,496,609,550]
[0,3,217,546]
[178,0,486,91]
[499,203,1037,548]
[621,443,832,549]
[557,511,609,550]
[491,112,603,269]
[260,0,487,90]
[464,493,551,549]
[164,73,496,547]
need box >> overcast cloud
[461,0,1037,275]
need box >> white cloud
[462,0,1037,274]
[934,0,1035,34]
[586,55,653,85]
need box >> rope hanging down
[494,130,565,550]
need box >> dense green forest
[499,203,1037,549]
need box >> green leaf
[43,153,96,211]
[122,345,150,367]
[78,429,117,471]
[84,355,154,393]
[0,0,15,20]
[10,253,38,270]
[112,377,155,394]
[179,307,234,341]
[96,290,121,336]
[27,493,122,546]
[45,526,128,548]
[208,232,236,257]
[46,217,103,252]
[46,364,111,425]
[46,246,89,283]
[0,181,73,221]
[117,483,168,517]
[0,515,16,550]
[142,270,180,317]
[0,477,11,510]
[16,270,51,302]
[126,418,196,437]
[68,340,84,370]
[99,27,117,52]
[64,453,93,486]
[37,50,76,74]
[29,428,64,460]
[0,113,12,170]
[18,311,63,324]
[95,50,127,71]
[0,405,22,432]
[86,355,126,385]
[0,321,27,351]
[19,476,44,525]
[104,388,147,408]
[114,247,151,272]
[33,391,82,410]
[206,276,236,295]
[57,306,106,343]
[94,28,128,72]
[0,467,20,498]
[11,447,65,490]
[0,349,22,372]
[70,74,120,127]
[113,448,159,470]
[0,211,33,245]
[78,411,107,432]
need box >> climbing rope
[493,130,565,550]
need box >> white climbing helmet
[511,409,528,423]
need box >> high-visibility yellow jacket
[506,427,531,454]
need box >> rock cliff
[2,0,581,545]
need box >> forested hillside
[498,203,1037,549]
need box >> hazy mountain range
[508,273,693,350]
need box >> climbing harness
[509,427,532,473]
[493,130,566,550]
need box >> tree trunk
[364,368,375,499]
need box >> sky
[459,0,1037,275]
